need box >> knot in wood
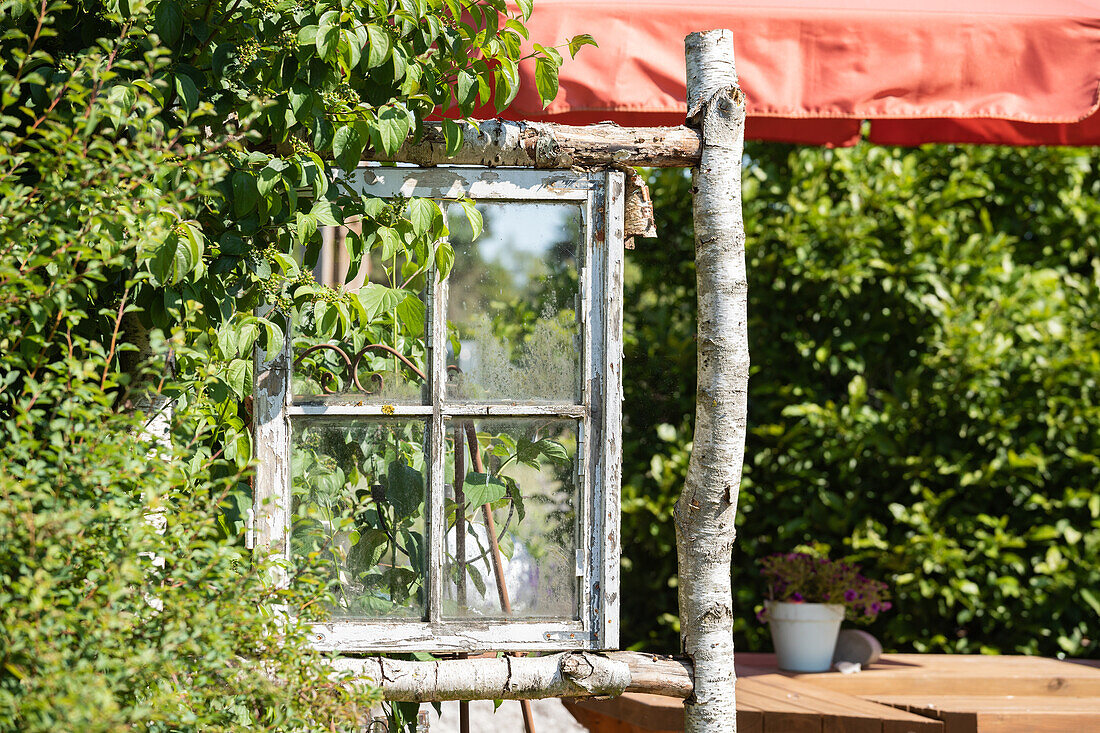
[561,653,595,680]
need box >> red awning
[496,0,1100,146]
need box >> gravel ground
[426,698,588,732]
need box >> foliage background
[0,0,573,729]
[621,144,1100,659]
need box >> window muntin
[255,167,623,652]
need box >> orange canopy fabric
[496,0,1100,146]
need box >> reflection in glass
[292,255,428,404]
[291,420,427,619]
[443,418,579,619]
[446,202,582,403]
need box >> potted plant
[757,552,891,672]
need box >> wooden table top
[564,653,1100,733]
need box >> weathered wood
[619,652,694,698]
[742,653,1100,698]
[330,651,692,701]
[592,169,626,650]
[675,30,747,733]
[869,695,1100,733]
[366,119,701,169]
[252,311,290,575]
[564,676,940,733]
[334,651,629,701]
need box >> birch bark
[367,120,701,168]
[328,651,693,701]
[675,29,747,733]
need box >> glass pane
[291,419,427,619]
[446,202,582,403]
[443,418,580,619]
[293,235,428,404]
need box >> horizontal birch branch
[329,651,694,702]
[367,120,702,168]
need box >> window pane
[291,419,427,619]
[293,246,428,404]
[443,418,580,619]
[446,202,582,404]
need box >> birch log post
[370,120,701,168]
[330,651,694,701]
[675,30,747,733]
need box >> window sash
[253,167,623,652]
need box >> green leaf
[333,124,366,171]
[466,562,486,596]
[341,28,362,71]
[534,57,559,108]
[395,294,425,335]
[319,302,339,337]
[257,165,281,197]
[376,105,411,156]
[297,24,318,46]
[515,0,533,20]
[365,24,392,69]
[179,222,205,266]
[349,529,389,571]
[463,472,507,507]
[567,34,598,58]
[311,200,342,227]
[387,461,423,519]
[226,359,251,399]
[261,317,284,355]
[456,70,477,108]
[537,439,569,463]
[154,0,183,45]
[317,26,340,61]
[494,58,520,113]
[460,200,483,240]
[152,230,199,285]
[296,212,317,245]
[1082,588,1100,617]
[376,226,401,259]
[231,171,258,216]
[435,241,455,280]
[175,73,198,115]
[356,283,405,320]
[442,117,463,156]
[316,10,340,60]
[405,198,437,236]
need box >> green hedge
[621,144,1100,658]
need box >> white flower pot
[765,601,845,672]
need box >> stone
[832,629,882,666]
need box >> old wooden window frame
[253,166,624,653]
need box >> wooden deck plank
[737,653,1100,697]
[869,695,1100,714]
[563,695,769,733]
[744,673,939,728]
[869,695,1100,733]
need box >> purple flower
[844,589,857,602]
[790,592,805,603]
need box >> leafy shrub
[0,0,578,728]
[621,145,1100,659]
